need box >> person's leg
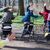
[7,33,16,41]
[21,22,29,37]
[48,21,50,32]
[28,22,34,38]
[0,33,16,48]
[43,21,47,32]
[2,31,7,38]
[24,22,28,29]
[2,31,11,39]
[46,21,50,41]
[28,22,33,34]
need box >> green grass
[34,17,44,24]
[12,16,44,28]
[0,12,44,28]
[0,12,4,16]
[0,12,44,24]
[12,23,24,28]
[12,16,22,23]
[12,16,44,24]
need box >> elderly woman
[22,2,38,37]
[1,7,15,39]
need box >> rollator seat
[3,26,12,29]
[2,26,12,31]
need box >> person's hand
[44,3,46,6]
[8,33,16,41]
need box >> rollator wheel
[21,32,27,38]
[21,29,27,38]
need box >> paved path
[0,23,50,50]
[2,40,50,50]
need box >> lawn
[12,15,44,28]
[0,12,44,28]
[0,12,44,25]
[12,15,44,24]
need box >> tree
[9,0,10,6]
[0,0,2,8]
[35,0,38,3]
[33,0,37,3]
[4,0,7,6]
[49,0,50,3]
[13,0,15,6]
[28,0,33,3]
[18,0,24,16]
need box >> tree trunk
[4,0,7,7]
[0,0,1,8]
[49,0,50,3]
[9,0,10,6]
[29,0,33,3]
[18,0,24,16]
[36,0,38,3]
[13,0,15,6]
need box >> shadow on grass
[4,46,50,50]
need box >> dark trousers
[23,22,33,35]
[43,20,47,32]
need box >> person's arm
[44,3,50,12]
[44,6,49,12]
[39,12,44,16]
[32,14,39,18]
[27,5,30,12]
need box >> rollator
[1,22,12,39]
[1,7,15,39]
[21,22,34,38]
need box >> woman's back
[2,11,14,23]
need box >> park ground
[0,13,50,50]
[0,23,50,50]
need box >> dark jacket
[22,11,38,22]
[2,11,15,24]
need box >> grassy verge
[12,16,44,24]
[0,12,44,25]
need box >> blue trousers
[48,21,50,32]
